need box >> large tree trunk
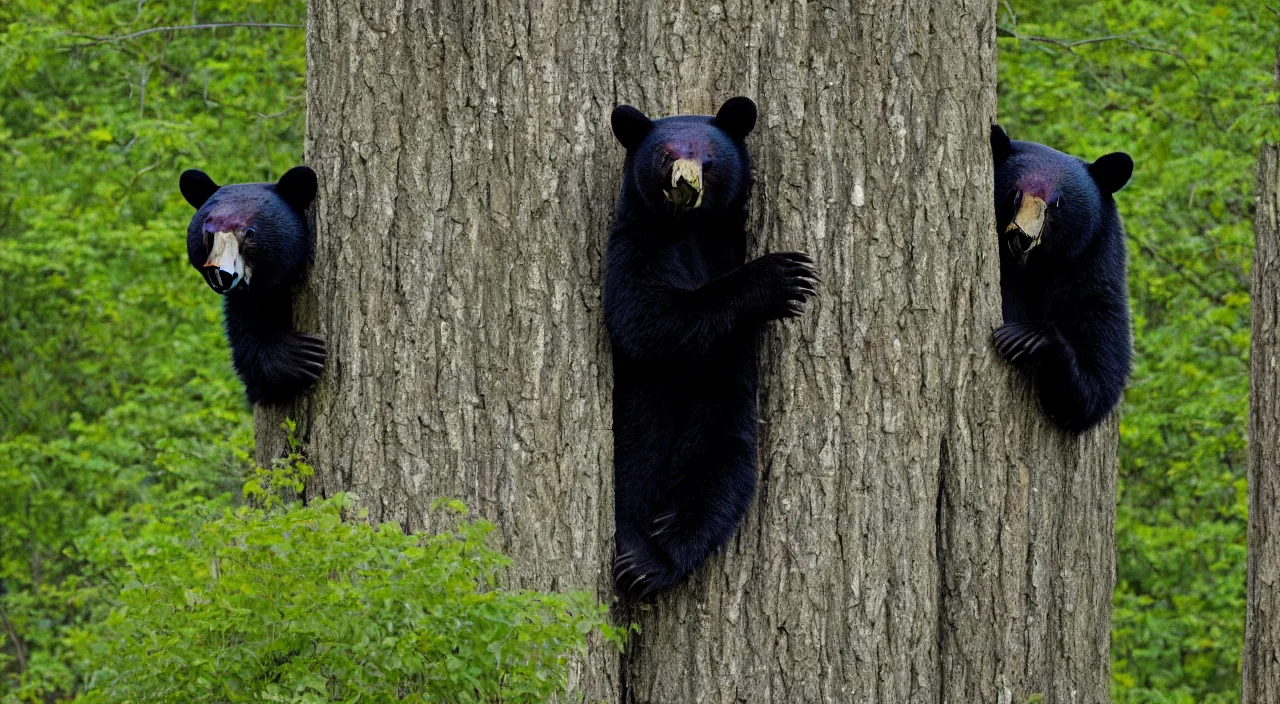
[610,4,1115,703]
[1244,74,1280,700]
[266,0,626,697]
[267,1,1119,701]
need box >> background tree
[284,1,1119,701]
[1244,40,1280,704]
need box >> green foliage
[1,0,306,698]
[999,2,1276,701]
[69,446,618,703]
[0,0,307,440]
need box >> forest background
[0,0,1276,701]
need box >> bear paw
[244,333,328,406]
[613,546,676,602]
[750,251,820,320]
[282,332,328,384]
[993,321,1054,367]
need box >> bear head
[611,96,757,216]
[179,166,317,294]
[991,125,1131,262]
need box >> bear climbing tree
[606,97,820,602]
[264,1,1121,701]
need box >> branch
[997,25,1200,81]
[203,93,304,120]
[71,22,302,47]
[0,601,26,674]
[996,27,1130,50]
[1128,233,1234,304]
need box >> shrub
[70,439,622,703]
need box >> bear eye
[244,227,256,240]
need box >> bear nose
[200,230,248,294]
[201,266,240,294]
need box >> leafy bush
[69,444,619,703]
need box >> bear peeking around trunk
[179,166,326,406]
[605,97,819,601]
[990,125,1133,433]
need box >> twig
[71,22,302,47]
[126,162,163,192]
[1123,39,1200,81]
[203,93,304,120]
[256,103,303,120]
[0,601,26,674]
[138,63,151,116]
[997,26,1130,50]
[1129,233,1233,303]
[1000,0,1017,32]
[997,26,1200,81]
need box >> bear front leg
[605,252,817,360]
[994,321,1116,432]
[223,294,327,406]
[993,320,1056,367]
[230,331,328,406]
[731,251,820,321]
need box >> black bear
[605,97,818,601]
[179,166,326,406]
[990,125,1133,433]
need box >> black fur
[991,125,1133,433]
[181,166,325,406]
[605,98,818,601]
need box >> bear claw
[993,322,1052,365]
[753,251,820,320]
[649,512,679,538]
[613,548,673,602]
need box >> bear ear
[276,165,318,210]
[611,105,653,150]
[179,169,220,209]
[714,96,757,140]
[991,124,1011,167]
[1088,152,1133,195]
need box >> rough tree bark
[266,1,1119,701]
[1243,46,1280,704]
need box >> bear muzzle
[1005,192,1047,261]
[201,230,252,294]
[664,158,704,210]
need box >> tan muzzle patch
[201,231,250,294]
[665,158,704,209]
[1005,194,1047,260]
